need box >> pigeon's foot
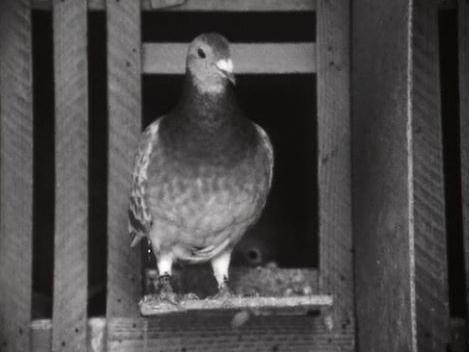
[211,283,236,300]
[152,274,178,305]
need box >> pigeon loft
[1,1,467,352]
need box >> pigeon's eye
[197,48,206,59]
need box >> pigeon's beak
[216,59,236,85]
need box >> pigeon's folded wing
[128,118,163,247]
[254,122,274,190]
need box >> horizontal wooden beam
[32,0,316,11]
[143,43,316,74]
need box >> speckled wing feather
[128,118,162,247]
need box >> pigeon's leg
[211,250,234,299]
[153,252,178,305]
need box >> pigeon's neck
[160,73,257,166]
[175,73,240,128]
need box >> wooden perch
[139,294,333,316]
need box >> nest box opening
[29,9,321,318]
[142,11,318,273]
[142,74,318,270]
[137,11,322,315]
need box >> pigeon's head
[186,33,236,94]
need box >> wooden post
[0,1,34,351]
[352,0,450,351]
[459,0,469,322]
[353,2,416,350]
[52,0,89,350]
[316,0,355,350]
[106,0,143,318]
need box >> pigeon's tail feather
[130,231,145,248]
[128,205,149,247]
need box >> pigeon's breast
[146,137,271,244]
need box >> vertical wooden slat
[52,0,89,351]
[459,0,469,319]
[316,0,355,349]
[352,1,417,351]
[412,1,450,350]
[0,1,34,351]
[106,0,142,318]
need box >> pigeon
[128,33,273,301]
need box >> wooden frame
[0,0,357,350]
[316,0,355,349]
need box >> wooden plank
[316,0,354,349]
[459,0,469,319]
[0,2,34,351]
[352,0,417,351]
[32,0,316,11]
[106,0,143,318]
[107,315,353,352]
[412,1,450,350]
[143,43,316,74]
[52,0,89,351]
[140,295,332,316]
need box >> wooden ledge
[139,294,333,316]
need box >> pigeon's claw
[152,274,178,305]
[211,280,236,300]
